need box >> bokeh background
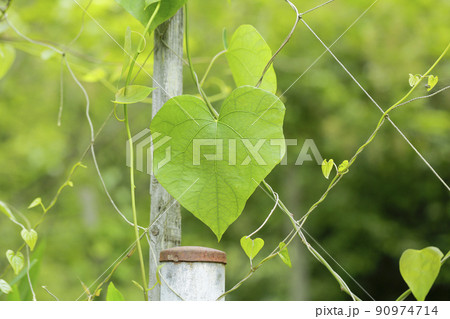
[0,0,449,301]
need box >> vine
[0,0,448,302]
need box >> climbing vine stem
[121,2,162,301]
[184,3,219,119]
[199,50,227,87]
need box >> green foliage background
[0,0,449,300]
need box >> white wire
[300,18,449,191]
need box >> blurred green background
[0,0,449,301]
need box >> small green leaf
[6,250,25,275]
[0,200,14,220]
[399,247,443,301]
[0,44,15,79]
[106,282,125,301]
[408,74,421,87]
[21,229,38,251]
[0,279,12,295]
[28,197,42,209]
[113,85,154,104]
[226,25,277,94]
[240,236,264,260]
[278,242,292,268]
[427,75,438,91]
[66,181,74,187]
[338,160,349,174]
[321,159,334,179]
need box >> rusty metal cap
[160,246,227,264]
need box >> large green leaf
[115,0,186,33]
[151,86,285,240]
[226,25,277,94]
[0,44,15,80]
[399,246,443,301]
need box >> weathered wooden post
[149,9,184,301]
[159,246,227,301]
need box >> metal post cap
[160,246,227,264]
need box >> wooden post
[148,9,184,301]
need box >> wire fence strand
[299,17,449,191]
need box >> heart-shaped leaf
[21,229,38,251]
[399,246,443,301]
[240,236,264,260]
[0,279,12,295]
[226,25,277,94]
[113,85,154,104]
[321,159,334,179]
[6,250,24,275]
[106,282,125,301]
[278,242,292,268]
[427,75,438,91]
[115,0,186,34]
[0,44,15,80]
[151,86,285,240]
[408,74,419,87]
